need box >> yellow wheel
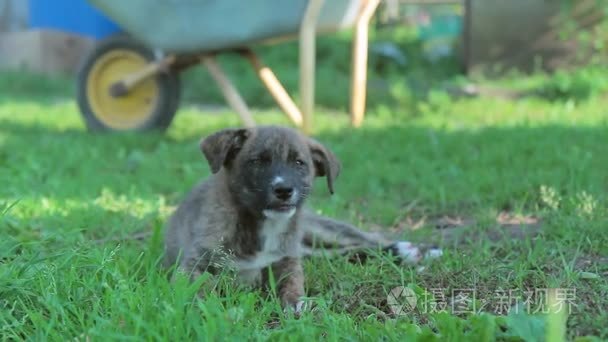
[77,35,180,132]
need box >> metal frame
[108,0,381,134]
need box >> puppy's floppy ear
[308,138,341,194]
[199,128,250,173]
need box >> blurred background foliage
[1,1,606,118]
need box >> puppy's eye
[295,159,306,167]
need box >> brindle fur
[163,125,440,313]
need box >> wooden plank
[467,0,603,74]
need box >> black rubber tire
[76,34,181,132]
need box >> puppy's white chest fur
[235,209,296,272]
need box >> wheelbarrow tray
[89,0,362,53]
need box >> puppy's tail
[299,211,442,264]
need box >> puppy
[163,125,441,313]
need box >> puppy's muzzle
[268,177,298,212]
[273,184,294,201]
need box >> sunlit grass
[1,86,607,340]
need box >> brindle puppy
[163,125,441,314]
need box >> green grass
[1,88,607,341]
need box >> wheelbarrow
[77,0,380,134]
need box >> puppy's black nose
[273,185,294,201]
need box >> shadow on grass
[1,117,607,207]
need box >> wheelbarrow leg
[350,0,380,128]
[243,50,303,127]
[201,55,256,128]
[109,55,176,97]
[300,0,325,135]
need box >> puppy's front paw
[283,300,308,318]
[387,241,443,264]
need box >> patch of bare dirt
[444,84,528,100]
[383,211,543,246]
[575,255,608,275]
